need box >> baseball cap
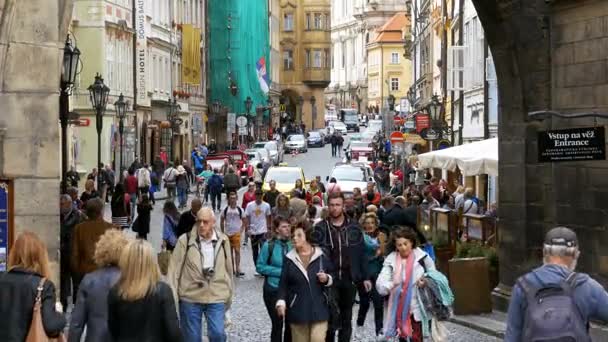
[544,227,578,248]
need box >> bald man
[168,206,234,342]
[175,198,202,238]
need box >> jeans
[250,233,266,266]
[166,185,176,201]
[179,301,226,342]
[337,145,343,157]
[356,276,383,335]
[177,187,188,208]
[331,144,337,157]
[128,192,137,220]
[263,284,292,342]
[210,191,222,210]
[326,278,356,342]
[59,247,73,308]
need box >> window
[283,50,294,70]
[326,13,331,30]
[325,49,331,68]
[341,42,346,68]
[391,52,399,64]
[314,13,322,29]
[447,46,465,91]
[305,49,310,68]
[391,77,399,91]
[283,13,294,31]
[313,50,322,68]
[306,13,311,30]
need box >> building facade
[327,0,407,115]
[279,0,331,130]
[366,13,412,115]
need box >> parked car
[317,129,330,143]
[348,141,374,165]
[327,163,374,197]
[284,134,308,153]
[307,131,325,147]
[254,140,284,165]
[340,109,360,132]
[328,121,347,135]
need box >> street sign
[538,126,606,162]
[238,126,247,135]
[390,131,405,144]
[236,116,248,128]
[415,113,430,133]
[403,133,427,146]
[73,118,90,127]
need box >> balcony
[303,68,330,88]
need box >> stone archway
[470,0,608,308]
[0,0,75,276]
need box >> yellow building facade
[279,0,331,130]
[367,13,412,114]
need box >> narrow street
[102,131,498,341]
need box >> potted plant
[448,241,497,315]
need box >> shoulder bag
[25,278,65,342]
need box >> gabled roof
[373,12,409,44]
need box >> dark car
[307,131,325,147]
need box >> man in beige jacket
[168,207,234,342]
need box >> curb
[448,316,505,339]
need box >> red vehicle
[206,150,250,185]
[349,141,374,165]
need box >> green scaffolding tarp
[208,0,270,117]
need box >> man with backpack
[505,226,608,342]
[221,192,246,278]
[163,162,178,202]
[223,167,241,197]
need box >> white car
[284,134,308,153]
[244,149,263,167]
[327,163,375,197]
[328,121,347,135]
[253,141,283,165]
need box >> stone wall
[472,0,608,309]
[0,0,74,283]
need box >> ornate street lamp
[114,93,127,172]
[310,96,317,130]
[428,94,442,121]
[387,94,396,111]
[88,73,110,192]
[407,87,416,111]
[423,94,446,141]
[166,97,182,162]
[60,35,81,194]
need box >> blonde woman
[80,179,100,207]
[107,240,182,341]
[0,232,66,340]
[69,229,129,342]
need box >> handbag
[323,287,341,331]
[26,278,65,342]
[157,245,171,275]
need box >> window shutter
[448,46,465,91]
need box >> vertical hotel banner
[136,0,150,107]
[0,181,9,272]
[182,25,201,85]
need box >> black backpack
[518,272,590,342]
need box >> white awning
[417,138,498,176]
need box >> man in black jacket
[223,167,241,196]
[175,198,202,238]
[313,192,371,342]
[381,195,427,244]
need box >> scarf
[385,252,416,339]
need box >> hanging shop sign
[403,133,427,146]
[415,113,430,133]
[0,180,11,272]
[538,126,605,162]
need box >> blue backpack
[518,272,590,342]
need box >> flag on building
[182,24,201,85]
[256,56,270,94]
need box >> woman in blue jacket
[256,217,294,342]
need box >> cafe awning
[417,138,498,176]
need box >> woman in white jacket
[376,227,436,342]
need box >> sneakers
[376,333,386,342]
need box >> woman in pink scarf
[376,227,436,341]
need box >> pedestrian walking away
[60,194,85,309]
[107,239,182,342]
[223,167,241,197]
[505,226,608,342]
[256,217,294,342]
[133,194,153,240]
[0,232,66,341]
[124,168,139,220]
[167,207,234,342]
[207,168,225,211]
[245,189,272,273]
[110,183,131,230]
[276,226,334,342]
[176,165,190,209]
[163,162,178,202]
[221,192,246,277]
[68,229,129,342]
[162,201,180,252]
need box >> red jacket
[125,175,138,194]
[242,191,256,209]
[305,190,324,206]
[363,191,381,206]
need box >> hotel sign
[136,0,150,107]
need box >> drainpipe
[457,0,464,146]
[483,38,489,140]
